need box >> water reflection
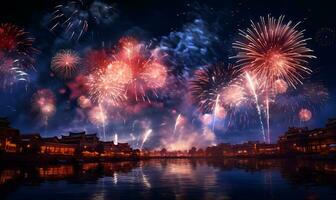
[1,159,336,200]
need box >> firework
[232,15,315,89]
[173,114,182,135]
[77,95,92,108]
[246,72,266,142]
[0,23,36,89]
[51,50,80,78]
[114,134,118,145]
[140,129,152,150]
[117,37,167,101]
[88,106,107,126]
[141,63,167,89]
[272,82,328,115]
[273,79,288,94]
[219,82,247,108]
[299,108,312,122]
[88,37,168,102]
[50,0,117,40]
[0,23,35,56]
[83,49,110,72]
[0,53,29,89]
[31,89,56,124]
[88,61,133,106]
[189,64,237,113]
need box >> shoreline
[1,152,335,166]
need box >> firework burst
[51,49,80,78]
[88,61,133,106]
[0,23,36,89]
[0,23,35,56]
[298,108,312,122]
[232,15,315,89]
[49,0,118,41]
[189,64,237,113]
[0,53,29,89]
[88,106,108,126]
[87,37,168,103]
[31,89,56,124]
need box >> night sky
[0,0,335,150]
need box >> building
[100,142,133,157]
[0,118,20,153]
[60,132,99,157]
[278,119,336,154]
[40,137,76,156]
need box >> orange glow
[299,108,312,122]
[141,63,167,88]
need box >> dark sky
[0,0,335,149]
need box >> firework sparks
[232,15,315,89]
[88,106,107,126]
[274,79,288,94]
[246,72,266,142]
[0,23,36,56]
[0,23,36,89]
[51,50,80,78]
[114,134,118,145]
[77,95,92,109]
[49,0,118,41]
[173,114,182,135]
[141,62,167,89]
[189,64,237,113]
[0,54,29,89]
[212,94,220,131]
[88,61,133,106]
[87,37,167,104]
[31,89,56,125]
[140,129,152,150]
[299,108,312,122]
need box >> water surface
[1,159,336,200]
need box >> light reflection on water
[1,159,336,200]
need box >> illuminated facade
[278,119,336,154]
[0,118,20,153]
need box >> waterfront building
[100,141,133,157]
[60,132,99,157]
[0,118,20,153]
[278,119,336,154]
[40,137,76,156]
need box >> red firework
[299,108,312,122]
[51,50,80,78]
[87,37,168,104]
[0,23,36,57]
[83,49,110,72]
[232,16,315,89]
[31,89,56,122]
[0,23,36,89]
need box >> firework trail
[99,104,107,140]
[246,72,266,142]
[140,129,152,150]
[265,97,270,143]
[114,133,118,145]
[212,94,220,132]
[173,114,181,135]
